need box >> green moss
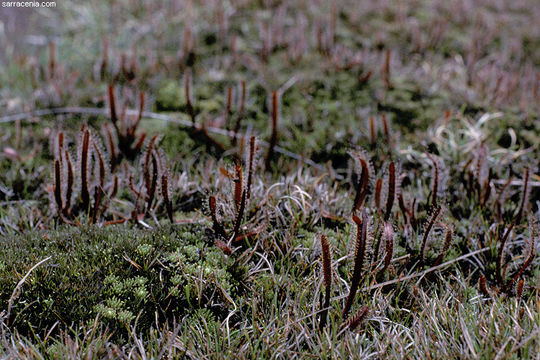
[155,80,185,111]
[0,224,245,340]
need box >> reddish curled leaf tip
[344,306,369,331]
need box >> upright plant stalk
[420,206,441,263]
[91,143,106,223]
[433,225,453,266]
[147,154,158,212]
[319,234,332,330]
[53,160,63,215]
[343,210,368,319]
[80,130,91,213]
[352,155,369,213]
[108,85,118,125]
[374,178,382,211]
[99,39,108,80]
[369,116,376,147]
[162,170,174,223]
[104,124,117,170]
[132,92,145,136]
[209,196,227,240]
[185,69,196,126]
[226,86,233,120]
[231,189,246,241]
[63,150,74,216]
[381,113,390,144]
[504,217,536,292]
[143,136,159,213]
[234,165,243,210]
[265,90,279,171]
[246,136,255,200]
[379,222,394,275]
[232,81,246,145]
[427,154,439,210]
[514,167,530,224]
[384,162,396,221]
[480,168,493,206]
[49,41,55,79]
[382,49,391,88]
[496,223,515,286]
[478,276,490,295]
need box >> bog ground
[0,1,539,359]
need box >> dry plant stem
[343,210,368,319]
[319,234,332,330]
[420,206,441,263]
[265,91,279,171]
[6,256,51,324]
[363,247,490,292]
